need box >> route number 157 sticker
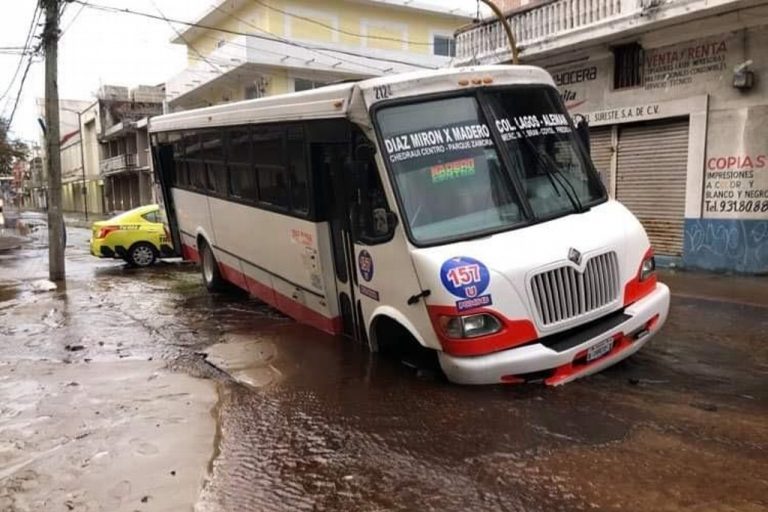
[440,257,493,312]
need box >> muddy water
[194,289,768,511]
[1,217,766,511]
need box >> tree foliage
[0,118,29,177]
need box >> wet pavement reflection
[1,214,766,511]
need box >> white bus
[149,65,669,385]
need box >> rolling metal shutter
[589,127,613,194]
[615,118,689,257]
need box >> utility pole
[43,0,65,281]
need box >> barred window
[613,43,643,89]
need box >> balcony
[455,0,749,64]
[166,35,252,105]
[166,34,452,107]
[100,154,137,176]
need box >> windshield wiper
[513,128,586,214]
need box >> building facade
[60,130,86,214]
[94,85,163,212]
[166,0,471,110]
[70,85,164,214]
[11,159,29,208]
[35,99,93,214]
[456,0,768,273]
[26,146,45,210]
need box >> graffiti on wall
[684,218,768,273]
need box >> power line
[0,4,42,105]
[150,0,222,74]
[60,0,89,39]
[7,54,36,128]
[72,1,436,70]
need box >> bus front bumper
[438,283,670,386]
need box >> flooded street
[1,212,767,511]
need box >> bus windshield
[375,86,605,246]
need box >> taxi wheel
[127,242,157,268]
[200,241,225,292]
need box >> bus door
[314,142,364,340]
[150,134,182,254]
[314,135,430,351]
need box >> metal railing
[100,154,137,176]
[457,0,632,63]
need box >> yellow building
[166,0,470,110]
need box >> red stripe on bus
[544,332,632,386]
[181,243,341,335]
[426,305,538,357]
[623,247,657,306]
[181,244,200,263]
[218,262,248,290]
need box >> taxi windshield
[374,86,605,246]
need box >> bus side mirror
[372,208,398,237]
[574,115,591,153]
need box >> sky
[0,0,484,144]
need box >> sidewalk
[63,211,110,229]
[0,217,217,511]
[660,268,768,308]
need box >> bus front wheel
[373,316,441,378]
[200,240,225,292]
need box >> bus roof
[149,65,554,133]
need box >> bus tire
[372,316,441,377]
[199,240,225,292]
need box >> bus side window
[185,133,208,191]
[201,130,228,196]
[287,126,309,215]
[253,126,288,209]
[171,132,188,187]
[228,128,258,202]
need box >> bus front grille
[530,252,620,326]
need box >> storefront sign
[578,96,707,127]
[644,38,729,90]
[547,63,601,110]
[703,154,768,217]
[703,105,768,220]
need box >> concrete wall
[531,18,768,273]
[170,0,467,109]
[185,0,466,62]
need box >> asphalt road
[1,212,766,511]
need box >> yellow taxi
[90,204,174,267]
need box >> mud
[1,212,766,512]
[0,361,216,512]
[0,213,220,512]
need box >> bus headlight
[640,255,656,281]
[439,313,502,339]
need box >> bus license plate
[587,338,614,362]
